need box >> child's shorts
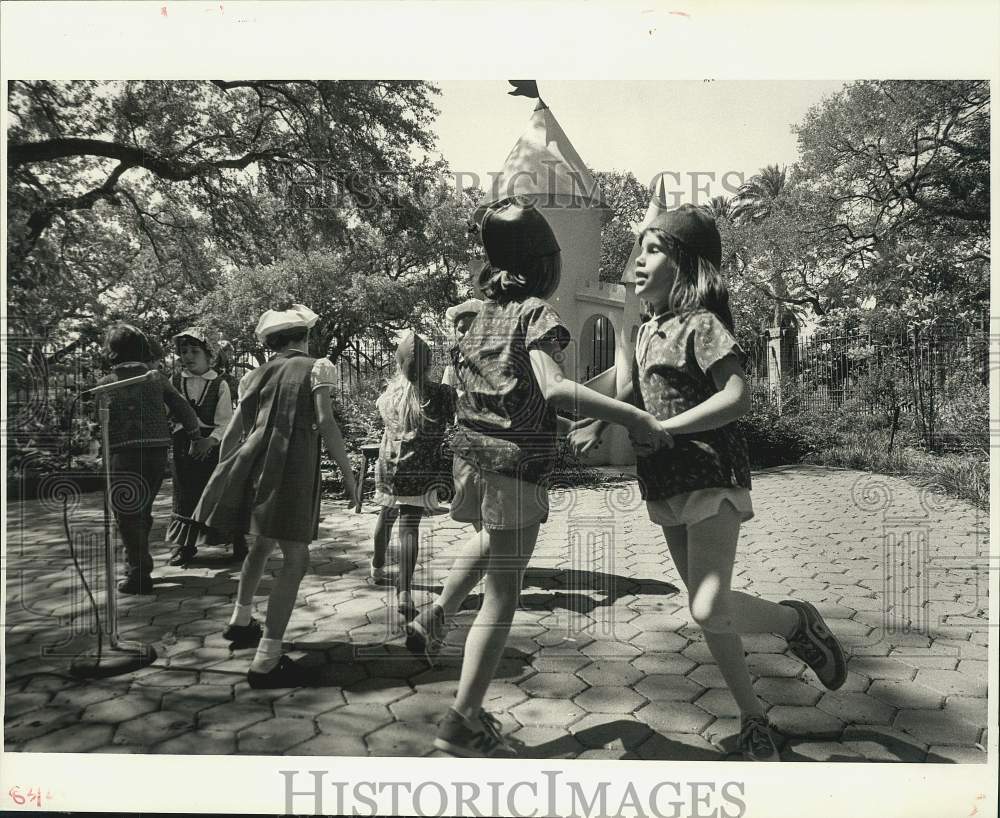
[450,456,549,531]
[646,488,754,528]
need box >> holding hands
[627,410,674,454]
[567,412,673,457]
[189,436,218,461]
[567,418,605,456]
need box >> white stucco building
[477,99,644,465]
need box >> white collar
[180,368,218,380]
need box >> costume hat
[254,304,319,342]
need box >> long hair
[642,228,736,333]
[477,253,561,304]
[384,333,432,435]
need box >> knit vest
[172,372,222,430]
[101,366,173,451]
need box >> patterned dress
[632,309,753,502]
[374,380,457,511]
[450,296,570,486]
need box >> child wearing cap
[96,323,203,595]
[369,331,456,621]
[192,302,360,688]
[405,198,671,758]
[569,203,847,761]
[164,327,240,567]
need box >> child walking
[405,198,671,757]
[569,204,847,761]
[192,303,359,688]
[164,327,243,567]
[370,331,456,621]
[96,324,204,595]
[371,300,482,589]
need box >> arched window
[580,314,616,381]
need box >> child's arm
[659,355,751,435]
[528,349,671,451]
[314,386,360,509]
[160,373,205,456]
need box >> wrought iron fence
[741,317,990,452]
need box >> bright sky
[430,80,848,200]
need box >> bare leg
[661,513,760,718]
[235,535,276,607]
[372,506,397,569]
[435,521,485,617]
[396,506,423,596]
[452,524,539,719]
[262,540,310,641]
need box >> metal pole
[98,395,118,646]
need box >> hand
[627,411,674,454]
[189,437,216,460]
[568,425,604,456]
[569,417,598,432]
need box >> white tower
[483,99,639,465]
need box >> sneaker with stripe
[780,599,847,690]
[433,708,518,758]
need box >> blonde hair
[383,333,433,434]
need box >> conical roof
[486,101,610,210]
[620,174,670,285]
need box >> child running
[405,198,671,757]
[96,323,203,595]
[569,204,847,761]
[370,330,456,621]
[192,303,359,688]
[164,327,242,567]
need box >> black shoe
[167,545,198,567]
[223,618,263,648]
[246,655,309,689]
[232,536,248,562]
[118,574,153,595]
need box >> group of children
[98,197,846,761]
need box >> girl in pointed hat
[370,330,457,621]
[164,326,240,567]
[569,204,847,761]
[405,198,671,757]
[192,301,360,688]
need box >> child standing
[192,303,360,688]
[97,324,203,595]
[569,204,847,761]
[405,199,671,757]
[370,331,456,621]
[164,327,241,567]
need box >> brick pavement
[3,465,990,761]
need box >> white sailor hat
[254,304,319,341]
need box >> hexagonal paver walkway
[4,465,990,761]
